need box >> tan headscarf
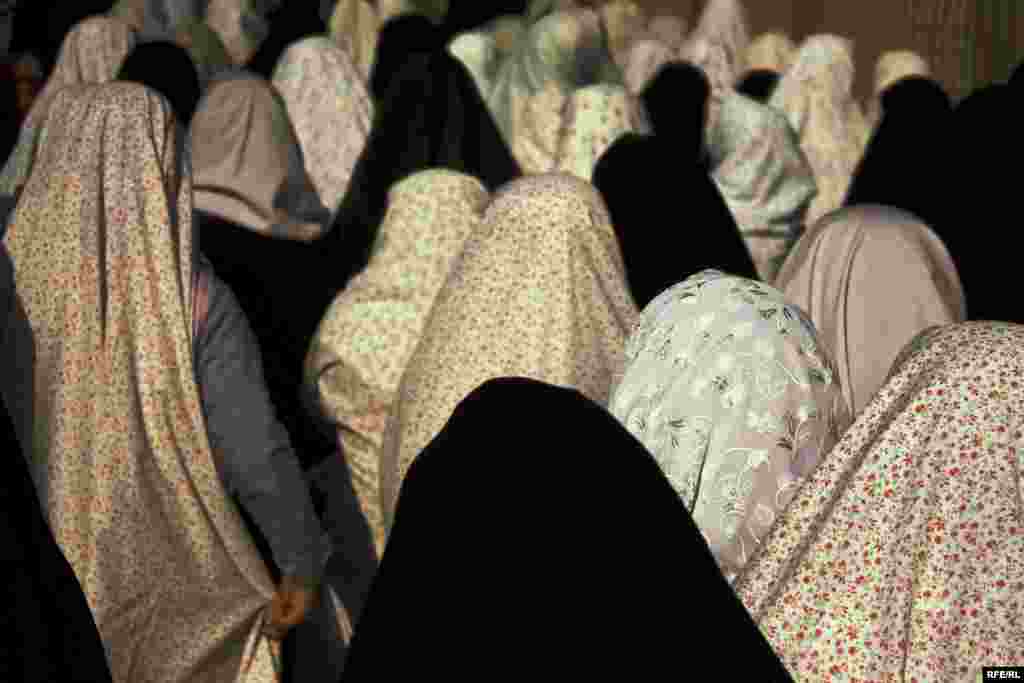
[735,322,1024,682]
[0,16,136,196]
[708,91,817,282]
[622,37,675,94]
[745,31,795,73]
[610,270,851,580]
[329,0,381,83]
[189,74,331,242]
[599,0,647,71]
[553,83,645,181]
[377,174,639,551]
[3,82,280,683]
[769,35,870,226]
[692,0,750,83]
[272,37,374,223]
[305,170,489,557]
[646,14,688,51]
[776,204,966,417]
[867,50,931,126]
[205,0,269,65]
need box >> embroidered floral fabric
[735,322,1024,681]
[609,270,851,580]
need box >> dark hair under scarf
[737,68,781,103]
[246,1,327,79]
[845,77,953,237]
[117,41,202,125]
[641,61,711,165]
[332,45,521,293]
[0,63,19,166]
[341,377,795,682]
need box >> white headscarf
[610,269,851,579]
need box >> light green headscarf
[609,270,851,581]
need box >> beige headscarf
[769,35,870,226]
[609,270,851,580]
[3,82,280,683]
[377,174,639,551]
[599,0,647,71]
[680,37,736,135]
[305,170,489,557]
[0,16,136,196]
[745,31,795,73]
[205,0,269,65]
[329,0,381,83]
[272,37,374,223]
[708,91,817,282]
[622,37,675,94]
[692,0,750,83]
[867,50,931,126]
[553,83,646,181]
[776,204,966,417]
[646,14,688,51]
[189,74,331,242]
[734,321,1024,682]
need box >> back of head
[118,41,201,125]
[737,68,780,102]
[344,376,795,680]
[879,75,950,116]
[641,61,709,159]
[371,14,440,99]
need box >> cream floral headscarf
[272,36,374,223]
[769,35,870,226]
[735,322,1024,682]
[329,0,380,83]
[609,269,851,580]
[3,82,280,683]
[0,16,136,196]
[745,31,795,73]
[305,170,489,557]
[708,90,817,282]
[553,82,646,181]
[377,174,638,553]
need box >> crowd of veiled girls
[3,0,1024,681]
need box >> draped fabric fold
[3,82,279,683]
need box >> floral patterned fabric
[329,0,380,84]
[0,16,136,196]
[609,270,850,580]
[734,321,1024,682]
[2,82,280,683]
[776,204,966,418]
[189,74,331,242]
[553,82,645,181]
[691,0,749,86]
[272,36,374,223]
[708,90,817,282]
[769,35,870,227]
[746,32,795,73]
[598,0,647,72]
[305,170,488,559]
[377,174,639,553]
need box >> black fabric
[329,47,520,292]
[246,0,326,80]
[737,68,781,103]
[845,77,953,239]
[948,83,1021,322]
[641,61,710,164]
[341,377,794,682]
[369,14,440,101]
[0,63,19,167]
[594,133,756,309]
[117,41,202,125]
[2,244,113,683]
[438,1,528,45]
[8,0,113,74]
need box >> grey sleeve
[196,268,331,585]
